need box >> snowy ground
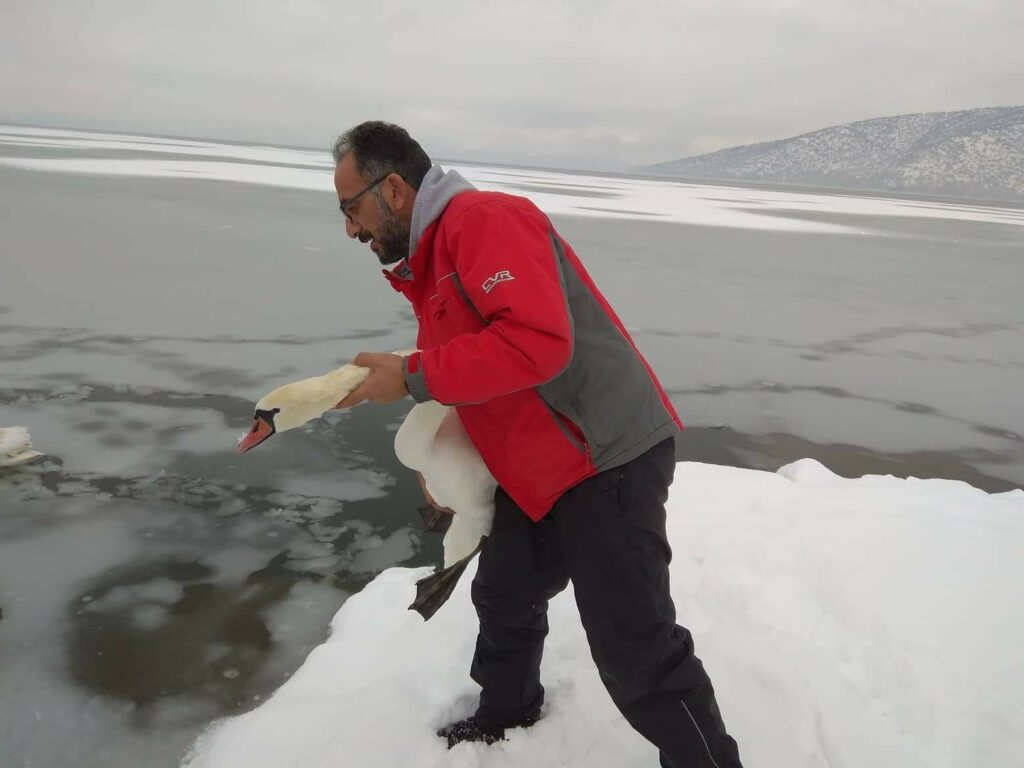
[184,459,1024,768]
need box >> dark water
[1,156,1022,767]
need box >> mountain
[640,106,1024,203]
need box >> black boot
[437,715,537,749]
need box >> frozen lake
[1,126,1022,767]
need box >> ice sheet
[3,125,1022,233]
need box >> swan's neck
[258,353,415,434]
[393,401,453,469]
[264,365,369,433]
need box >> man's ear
[385,172,413,213]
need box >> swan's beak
[238,412,276,454]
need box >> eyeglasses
[338,172,391,223]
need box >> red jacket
[390,174,681,520]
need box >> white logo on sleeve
[482,270,515,293]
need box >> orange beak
[238,414,275,454]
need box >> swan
[238,358,496,618]
[0,427,44,467]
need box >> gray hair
[331,121,432,190]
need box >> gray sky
[2,0,1022,170]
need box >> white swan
[238,358,497,617]
[393,399,496,570]
[0,427,44,467]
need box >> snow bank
[182,460,1023,768]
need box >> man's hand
[334,352,409,408]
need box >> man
[332,121,742,768]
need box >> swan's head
[237,405,281,454]
[237,377,343,454]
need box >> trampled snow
[183,460,1024,768]
[3,126,1023,234]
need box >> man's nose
[344,217,360,239]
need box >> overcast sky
[1,0,1022,170]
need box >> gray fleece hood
[408,166,476,261]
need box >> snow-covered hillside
[182,460,1023,768]
[643,106,1024,202]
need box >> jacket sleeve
[403,200,573,406]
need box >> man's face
[334,155,411,266]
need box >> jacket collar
[382,165,475,291]
[408,165,475,262]
[382,258,414,292]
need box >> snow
[3,126,1024,234]
[182,460,1023,768]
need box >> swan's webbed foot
[408,536,487,620]
[417,504,453,534]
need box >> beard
[371,196,411,266]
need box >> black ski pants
[470,437,743,768]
